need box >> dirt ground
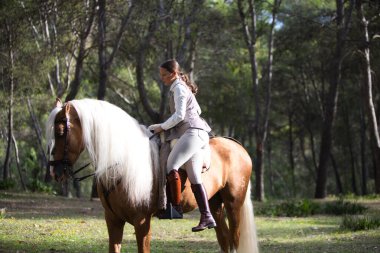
[0,191,104,219]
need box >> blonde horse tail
[237,182,259,253]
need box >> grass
[341,215,380,231]
[1,191,380,253]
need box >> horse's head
[47,99,85,182]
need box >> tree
[2,19,15,181]
[65,0,96,102]
[26,97,48,182]
[97,0,135,100]
[134,0,206,123]
[356,0,380,194]
[315,0,354,198]
[237,0,281,201]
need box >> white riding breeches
[167,128,209,184]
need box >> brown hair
[160,59,198,94]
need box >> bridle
[48,105,93,182]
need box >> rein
[149,132,159,140]
[73,162,94,181]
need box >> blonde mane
[47,99,159,207]
[46,106,63,161]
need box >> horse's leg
[209,193,230,252]
[134,215,152,253]
[105,213,125,253]
[223,198,242,252]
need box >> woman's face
[159,67,177,86]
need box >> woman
[149,59,216,232]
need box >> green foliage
[27,179,55,194]
[0,179,16,190]
[341,215,380,231]
[360,194,380,200]
[257,199,321,217]
[338,193,380,200]
[323,199,367,215]
[257,198,367,217]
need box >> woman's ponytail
[180,72,198,94]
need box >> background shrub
[27,179,55,194]
[341,215,380,231]
[256,198,368,217]
[323,199,367,215]
[0,179,16,190]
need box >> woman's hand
[154,126,163,134]
[148,124,163,134]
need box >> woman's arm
[161,84,188,130]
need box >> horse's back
[210,137,252,176]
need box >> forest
[1,0,380,201]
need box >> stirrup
[158,203,183,220]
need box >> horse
[46,98,259,253]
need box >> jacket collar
[169,78,183,92]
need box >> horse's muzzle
[48,160,73,182]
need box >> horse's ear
[55,98,62,108]
[65,102,71,116]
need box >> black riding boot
[191,184,216,232]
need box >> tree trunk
[298,130,316,181]
[176,0,204,71]
[94,0,106,198]
[315,0,354,198]
[348,127,358,195]
[254,142,264,200]
[3,20,14,181]
[26,96,49,182]
[330,152,343,194]
[359,101,368,195]
[106,1,135,69]
[306,125,318,172]
[288,109,295,197]
[237,0,280,201]
[3,104,12,181]
[347,115,358,195]
[342,87,358,195]
[101,0,135,77]
[73,180,81,198]
[136,16,161,122]
[97,0,107,100]
[267,136,274,195]
[237,0,261,199]
[42,1,64,97]
[12,134,26,191]
[61,181,69,197]
[356,0,380,194]
[91,177,99,199]
[65,0,96,102]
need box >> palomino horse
[46,98,259,253]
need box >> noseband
[49,109,92,181]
